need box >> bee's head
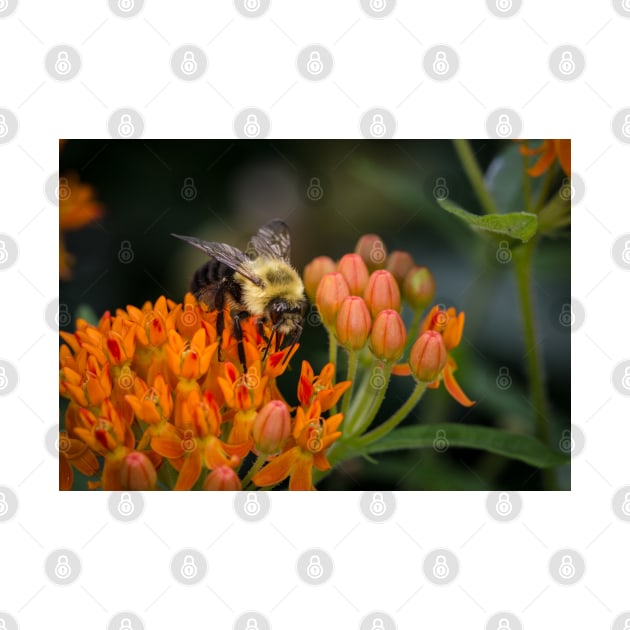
[268,298,306,332]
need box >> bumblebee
[172,219,306,366]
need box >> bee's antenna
[261,328,276,363]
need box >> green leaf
[438,198,538,242]
[357,424,569,469]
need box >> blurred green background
[60,139,570,491]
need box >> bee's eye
[270,307,280,324]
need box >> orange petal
[151,433,186,459]
[289,454,314,491]
[252,448,297,487]
[391,363,412,376]
[443,363,475,407]
[175,450,202,490]
[554,139,570,176]
[527,141,555,177]
[317,381,352,412]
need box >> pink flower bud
[403,266,435,311]
[409,331,446,383]
[364,270,401,317]
[203,466,242,491]
[120,452,157,491]
[316,272,351,327]
[355,234,388,271]
[303,256,336,302]
[370,309,407,362]
[337,253,369,296]
[252,400,291,454]
[335,296,372,351]
[386,251,415,286]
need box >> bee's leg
[256,318,270,344]
[232,311,249,369]
[282,322,302,365]
[214,285,226,361]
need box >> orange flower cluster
[58,294,349,491]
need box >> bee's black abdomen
[190,259,242,309]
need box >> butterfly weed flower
[59,293,346,490]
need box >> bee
[172,219,306,367]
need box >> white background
[0,1,628,629]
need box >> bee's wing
[171,234,264,286]
[248,219,292,262]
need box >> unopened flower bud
[364,270,401,317]
[252,400,291,454]
[316,272,351,327]
[370,309,406,362]
[203,466,242,491]
[409,331,446,382]
[303,256,336,302]
[120,452,157,490]
[355,234,388,271]
[337,253,369,296]
[386,251,415,286]
[335,296,372,351]
[403,266,435,310]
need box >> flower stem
[346,363,392,438]
[513,240,557,490]
[533,163,557,214]
[340,350,359,419]
[453,139,499,215]
[521,150,532,212]
[352,381,427,448]
[327,327,337,369]
[241,453,267,488]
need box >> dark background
[60,139,570,490]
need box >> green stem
[513,241,556,490]
[346,364,392,438]
[241,453,267,488]
[327,327,337,368]
[453,139,499,215]
[340,350,359,419]
[353,382,427,447]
